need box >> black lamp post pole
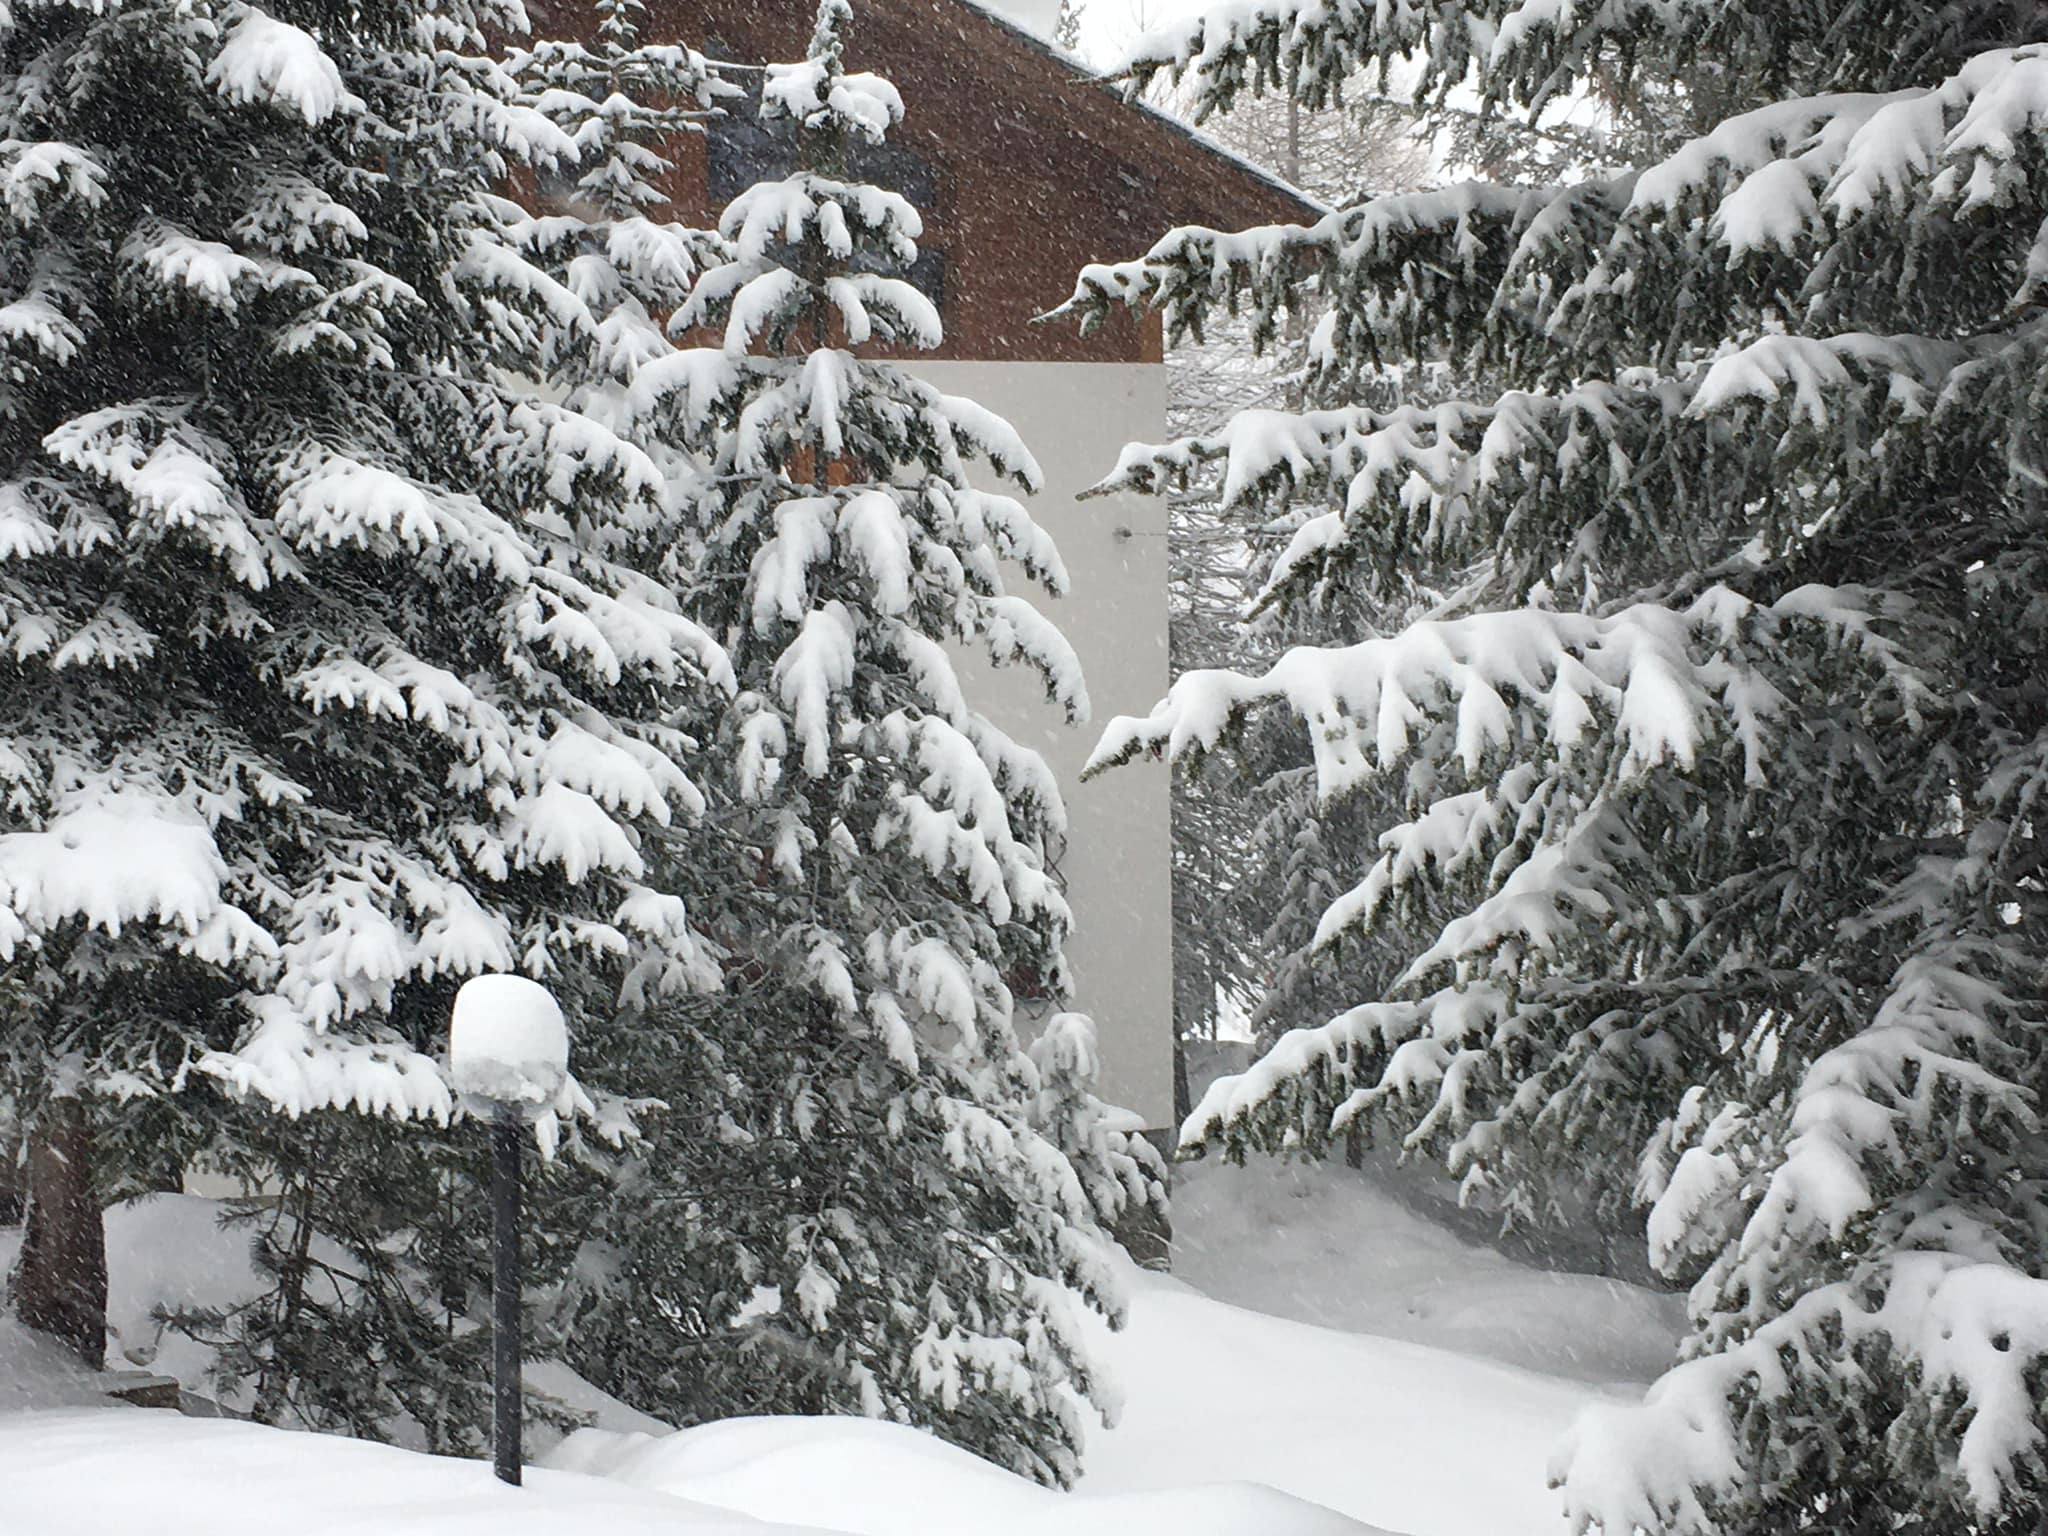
[490,1102,522,1486]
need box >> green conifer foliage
[536,2,1131,1485]
[0,0,728,1413]
[1064,3,2048,1527]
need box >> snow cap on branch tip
[0,779,256,952]
[762,63,905,146]
[207,5,365,125]
[807,0,854,73]
[1,141,108,226]
[761,0,903,146]
[198,998,455,1127]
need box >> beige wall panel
[913,361,1174,1127]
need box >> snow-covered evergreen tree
[1064,3,2048,1529]
[505,0,728,506]
[0,0,730,1391]
[548,1,1127,1485]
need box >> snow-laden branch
[1088,584,1923,799]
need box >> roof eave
[950,0,1330,222]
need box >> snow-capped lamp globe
[449,973,569,1490]
[449,973,569,1111]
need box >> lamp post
[449,974,569,1489]
[488,1100,521,1486]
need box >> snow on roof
[952,0,1331,220]
[969,0,1063,34]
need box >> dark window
[859,137,941,211]
[706,105,946,313]
[852,244,947,314]
[706,109,942,211]
[902,247,946,313]
[707,111,796,203]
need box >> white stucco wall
[911,361,1175,1129]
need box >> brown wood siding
[524,0,1318,363]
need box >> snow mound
[521,1359,675,1441]
[1,1211,240,1414]
[0,1410,830,1536]
[1080,1259,1624,1536]
[545,1415,1389,1536]
[0,1163,1676,1536]
[1167,1158,1684,1383]
[102,1194,301,1382]
[0,1317,110,1414]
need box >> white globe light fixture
[450,974,569,1108]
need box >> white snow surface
[1074,1246,1651,1535]
[1166,1157,1684,1384]
[970,0,1063,35]
[0,1157,1682,1536]
[0,1194,361,1404]
[0,1410,838,1536]
[546,1416,1385,1536]
[0,1317,105,1415]
[101,1194,334,1390]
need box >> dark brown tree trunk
[0,1122,23,1224]
[15,1097,106,1369]
[1171,1026,1192,1129]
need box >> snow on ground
[0,1156,1681,1536]
[0,1193,299,1391]
[0,1409,837,1536]
[0,1316,108,1414]
[100,1193,347,1392]
[546,1415,1387,1536]
[537,1213,1645,1536]
[1167,1156,1684,1382]
[0,1194,1391,1536]
[1078,1254,1637,1536]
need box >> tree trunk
[15,1097,106,1369]
[0,1123,23,1224]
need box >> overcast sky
[1070,0,1205,67]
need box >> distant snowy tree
[506,0,729,500]
[558,0,1127,1486]
[1052,0,1086,56]
[1152,81,1426,1101]
[0,0,729,1384]
[1029,1012,1168,1226]
[1064,2,2048,1530]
